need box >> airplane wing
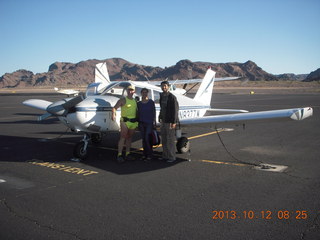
[180,107,313,126]
[137,77,240,86]
[23,99,53,111]
[207,108,249,113]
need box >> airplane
[23,66,313,159]
[54,87,80,96]
[53,62,111,97]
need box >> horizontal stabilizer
[23,99,53,111]
[215,76,241,81]
[180,107,313,126]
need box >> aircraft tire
[176,137,190,154]
[73,142,88,159]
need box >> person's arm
[136,102,140,122]
[152,101,156,127]
[170,95,179,129]
[158,94,162,123]
[112,98,125,121]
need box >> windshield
[100,82,122,95]
[98,81,160,102]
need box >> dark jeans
[139,122,153,157]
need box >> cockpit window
[134,88,155,102]
[100,82,127,97]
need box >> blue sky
[0,0,319,76]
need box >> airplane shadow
[15,113,41,117]
[2,114,60,125]
[0,133,187,175]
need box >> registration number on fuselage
[179,109,200,119]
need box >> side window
[134,87,154,102]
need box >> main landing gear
[176,136,190,154]
[73,133,190,159]
[73,133,102,159]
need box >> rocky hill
[275,73,308,81]
[0,58,318,88]
[304,68,320,82]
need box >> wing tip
[290,107,313,120]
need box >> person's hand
[111,109,116,121]
[170,123,176,129]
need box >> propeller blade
[47,95,84,116]
[61,95,84,109]
[38,113,52,121]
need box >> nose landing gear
[73,133,102,159]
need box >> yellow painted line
[144,130,224,151]
[201,160,248,167]
[134,129,225,152]
[188,129,225,140]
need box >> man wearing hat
[112,84,138,163]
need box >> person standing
[112,85,138,163]
[137,88,156,161]
[159,81,179,163]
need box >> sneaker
[117,155,125,163]
[166,159,176,163]
[158,157,168,161]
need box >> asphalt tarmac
[0,91,319,240]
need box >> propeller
[39,95,84,121]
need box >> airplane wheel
[91,133,102,144]
[73,142,88,159]
[176,137,190,154]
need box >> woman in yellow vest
[112,85,138,163]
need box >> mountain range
[0,58,318,88]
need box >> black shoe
[117,155,125,163]
[166,159,176,163]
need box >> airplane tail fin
[95,62,110,84]
[94,62,111,92]
[193,68,216,105]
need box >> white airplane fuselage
[58,93,210,133]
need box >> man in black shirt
[159,81,179,163]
